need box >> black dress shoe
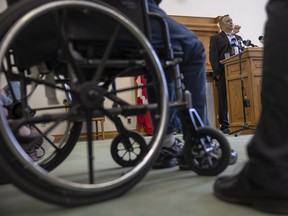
[221,128,231,134]
[214,165,288,214]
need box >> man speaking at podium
[209,14,239,134]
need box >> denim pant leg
[3,81,21,101]
[179,40,208,126]
[0,92,13,107]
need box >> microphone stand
[229,44,255,137]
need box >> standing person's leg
[214,0,288,213]
[215,74,229,133]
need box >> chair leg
[95,120,99,140]
[100,120,105,140]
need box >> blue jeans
[148,0,208,135]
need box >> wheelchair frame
[0,0,231,206]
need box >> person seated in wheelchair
[148,0,237,169]
[0,82,44,161]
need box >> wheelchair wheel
[110,132,148,167]
[183,127,231,176]
[0,0,168,206]
[36,120,83,172]
[0,62,82,172]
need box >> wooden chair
[93,116,105,140]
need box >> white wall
[160,0,268,47]
[0,0,7,13]
[0,0,269,45]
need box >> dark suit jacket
[155,0,162,5]
[209,31,233,79]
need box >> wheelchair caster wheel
[111,132,149,167]
[183,127,231,176]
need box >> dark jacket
[209,31,233,79]
[155,0,162,5]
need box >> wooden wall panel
[170,15,220,73]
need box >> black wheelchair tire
[183,127,231,176]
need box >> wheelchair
[0,0,231,206]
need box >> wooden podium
[221,48,263,134]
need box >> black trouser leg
[216,74,229,130]
[247,0,288,193]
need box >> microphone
[237,39,244,51]
[230,38,243,53]
[243,39,257,47]
[230,38,237,47]
[258,36,264,44]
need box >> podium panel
[221,48,263,133]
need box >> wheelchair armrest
[148,12,174,59]
[148,12,184,68]
[173,51,184,57]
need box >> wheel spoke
[0,0,167,205]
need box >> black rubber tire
[38,122,82,171]
[110,132,148,167]
[183,127,231,176]
[0,0,168,206]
